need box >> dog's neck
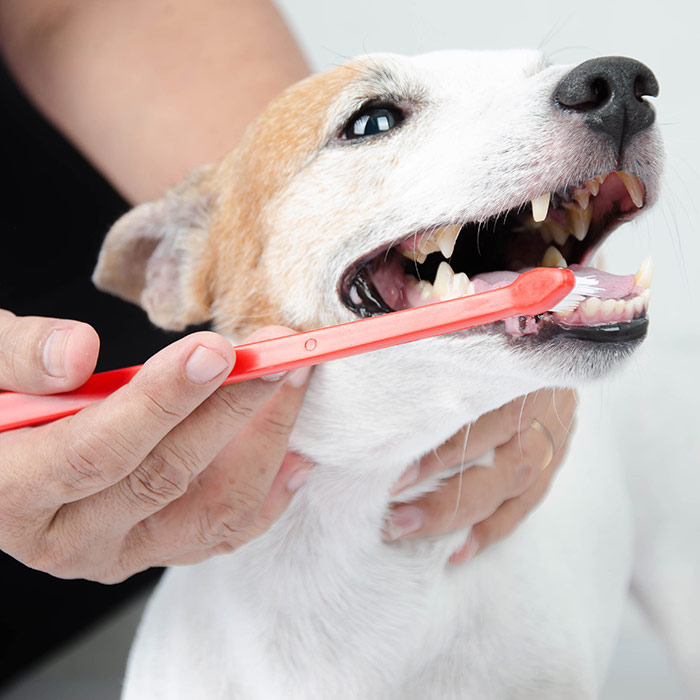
[215,343,545,687]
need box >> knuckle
[61,430,118,491]
[209,388,257,425]
[259,414,296,441]
[139,387,185,425]
[25,536,80,578]
[510,457,539,493]
[195,491,263,547]
[125,450,194,510]
[499,398,528,437]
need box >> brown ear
[93,167,215,331]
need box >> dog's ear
[93,167,216,331]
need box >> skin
[0,0,575,582]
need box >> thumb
[0,310,100,394]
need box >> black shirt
[0,62,185,686]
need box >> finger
[449,462,555,565]
[162,451,314,566]
[0,310,99,394]
[0,331,237,513]
[386,422,554,540]
[120,368,312,568]
[398,390,560,492]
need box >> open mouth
[339,171,652,342]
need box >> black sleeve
[0,61,193,687]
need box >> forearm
[0,0,309,203]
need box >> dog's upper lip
[339,170,652,334]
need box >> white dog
[94,50,691,699]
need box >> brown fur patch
[200,63,366,338]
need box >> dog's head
[94,50,662,435]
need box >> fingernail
[390,463,420,496]
[384,505,424,541]
[286,468,312,492]
[260,371,288,382]
[287,364,312,388]
[185,346,230,384]
[42,329,71,377]
[449,532,479,565]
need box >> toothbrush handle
[0,268,573,431]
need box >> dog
[93,49,685,698]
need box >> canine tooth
[601,299,617,320]
[542,245,567,268]
[617,172,644,208]
[350,286,362,305]
[585,178,600,196]
[435,224,461,259]
[531,192,551,223]
[433,261,456,297]
[581,297,601,319]
[634,256,653,289]
[573,187,591,210]
[565,204,593,241]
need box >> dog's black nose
[554,56,659,149]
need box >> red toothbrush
[0,267,596,431]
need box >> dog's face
[94,50,662,434]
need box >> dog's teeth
[349,285,362,305]
[435,224,461,259]
[542,245,567,268]
[417,280,436,299]
[616,171,644,208]
[531,192,551,223]
[641,288,651,310]
[542,220,569,247]
[633,295,645,315]
[565,203,593,241]
[585,178,601,196]
[581,297,602,319]
[401,247,428,264]
[634,255,653,289]
[433,261,456,297]
[449,272,473,299]
[614,300,626,316]
[600,298,617,320]
[595,174,607,185]
[418,235,441,257]
[573,187,591,210]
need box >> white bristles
[548,275,601,314]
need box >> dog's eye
[342,106,403,140]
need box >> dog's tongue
[471,266,636,300]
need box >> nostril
[634,75,652,101]
[554,56,659,148]
[588,78,610,109]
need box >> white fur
[111,51,693,699]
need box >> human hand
[385,389,577,562]
[0,311,312,583]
